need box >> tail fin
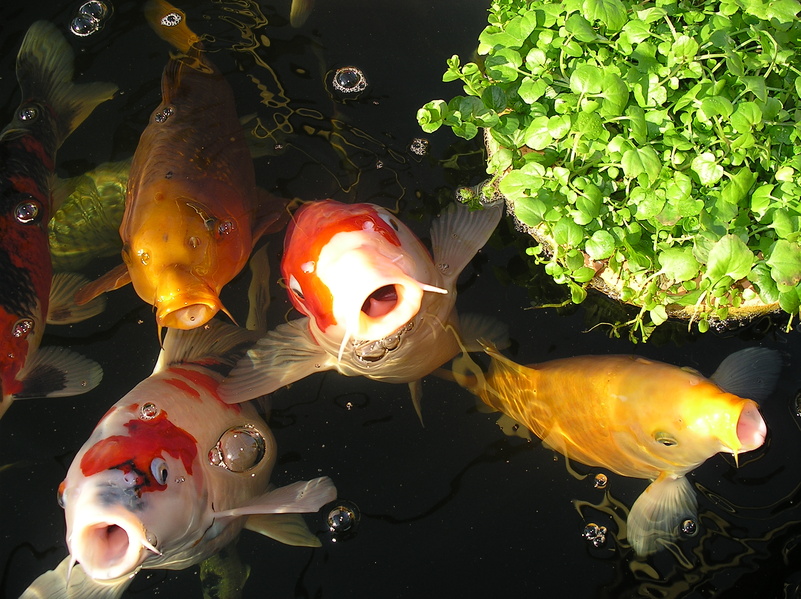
[15,21,117,145]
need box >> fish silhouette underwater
[76,0,289,334]
[0,20,115,418]
[452,343,782,555]
[20,318,337,599]
[219,198,508,420]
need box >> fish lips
[314,233,445,342]
[735,400,767,452]
[67,501,155,581]
[153,268,224,329]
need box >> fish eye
[654,432,678,447]
[151,457,169,485]
[288,274,304,300]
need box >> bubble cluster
[70,1,112,37]
[582,522,607,548]
[409,138,429,156]
[12,319,34,339]
[332,67,368,94]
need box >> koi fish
[20,318,336,599]
[452,344,781,555]
[0,21,115,418]
[48,159,130,273]
[76,0,288,333]
[219,199,507,419]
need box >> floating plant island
[418,0,801,340]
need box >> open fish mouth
[361,284,399,319]
[70,512,159,580]
[351,319,415,363]
[736,402,767,451]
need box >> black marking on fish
[14,359,65,398]
[0,244,36,319]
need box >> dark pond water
[2,1,801,598]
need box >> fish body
[77,0,287,332]
[48,159,130,272]
[219,199,506,417]
[453,345,781,555]
[22,319,336,598]
[0,21,115,416]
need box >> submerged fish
[21,319,336,599]
[219,199,507,418]
[0,21,115,418]
[452,344,781,555]
[76,0,288,333]
[48,159,130,273]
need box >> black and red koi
[0,21,116,417]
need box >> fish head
[281,200,446,352]
[638,376,767,469]
[60,391,278,580]
[122,193,246,329]
[60,400,204,580]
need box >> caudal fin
[15,21,117,146]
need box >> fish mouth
[736,402,767,451]
[70,512,159,580]
[361,285,399,319]
[157,300,220,329]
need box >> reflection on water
[1,0,801,598]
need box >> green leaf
[524,116,552,150]
[621,146,662,183]
[779,288,800,315]
[498,162,546,200]
[417,100,447,133]
[730,102,763,134]
[565,13,598,42]
[598,72,629,117]
[553,218,584,246]
[582,0,627,31]
[570,64,604,95]
[720,167,756,204]
[767,239,801,289]
[705,234,754,282]
[691,152,724,186]
[585,229,615,259]
[659,246,700,282]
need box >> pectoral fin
[458,312,510,352]
[20,556,131,599]
[215,477,336,520]
[14,345,102,399]
[710,347,782,402]
[430,200,502,285]
[47,272,106,324]
[218,318,334,403]
[74,263,131,305]
[627,474,697,556]
[245,513,322,547]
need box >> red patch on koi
[80,411,197,492]
[169,366,240,411]
[164,377,201,400]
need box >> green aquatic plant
[418,0,801,340]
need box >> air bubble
[154,106,174,123]
[409,138,429,156]
[582,522,607,548]
[12,319,34,338]
[161,12,182,27]
[326,500,360,542]
[70,14,101,37]
[79,0,110,20]
[681,518,698,536]
[14,200,40,224]
[218,220,234,236]
[140,402,160,420]
[331,67,367,94]
[18,106,38,122]
[593,473,608,489]
[209,426,266,472]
